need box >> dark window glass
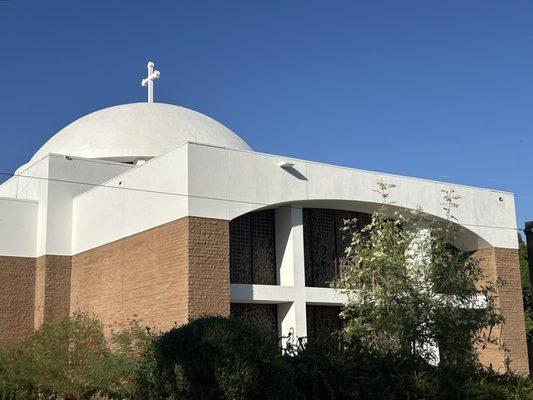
[303,208,371,287]
[230,210,276,285]
[306,305,342,342]
[230,213,252,283]
[230,303,278,340]
[303,209,337,287]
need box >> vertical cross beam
[141,61,160,103]
[275,206,308,348]
[147,62,154,103]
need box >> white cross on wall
[141,61,160,103]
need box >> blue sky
[0,0,532,230]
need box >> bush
[0,313,150,400]
[286,339,445,400]
[1,312,532,400]
[286,338,533,400]
[285,341,357,400]
[134,316,296,400]
[460,370,533,400]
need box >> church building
[0,63,528,375]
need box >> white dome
[23,102,251,169]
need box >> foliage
[284,340,356,400]
[0,313,150,400]
[335,180,504,371]
[0,312,532,400]
[286,339,533,400]
[285,338,435,400]
[518,233,533,341]
[134,316,296,400]
[0,387,38,400]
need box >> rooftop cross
[141,61,160,103]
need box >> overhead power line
[0,171,268,206]
[0,171,525,233]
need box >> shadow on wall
[281,165,307,181]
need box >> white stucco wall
[0,156,50,256]
[0,154,134,257]
[70,142,518,254]
[186,143,517,250]
[0,198,38,257]
[72,144,189,254]
[0,140,517,258]
[44,155,133,256]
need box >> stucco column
[275,206,307,344]
[275,206,305,287]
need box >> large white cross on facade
[231,206,344,348]
[230,206,440,353]
[141,61,160,103]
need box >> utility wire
[0,171,526,233]
[0,172,268,206]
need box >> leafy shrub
[287,337,533,400]
[134,316,296,400]
[1,313,533,400]
[286,339,446,400]
[285,340,357,400]
[460,369,533,400]
[0,313,150,400]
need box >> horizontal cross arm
[141,71,161,86]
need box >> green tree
[335,180,503,371]
[518,233,533,341]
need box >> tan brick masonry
[34,255,72,328]
[475,247,529,375]
[0,256,36,346]
[70,216,229,334]
[1,219,528,378]
[187,217,230,320]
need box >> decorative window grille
[230,210,276,285]
[230,303,278,340]
[230,214,252,284]
[306,305,342,342]
[303,209,337,287]
[304,208,371,287]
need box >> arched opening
[228,200,491,344]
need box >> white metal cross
[141,61,160,103]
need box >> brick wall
[33,256,45,329]
[0,256,36,346]
[475,247,529,375]
[71,218,189,333]
[34,255,72,328]
[187,217,230,320]
[70,216,229,334]
[1,220,528,378]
